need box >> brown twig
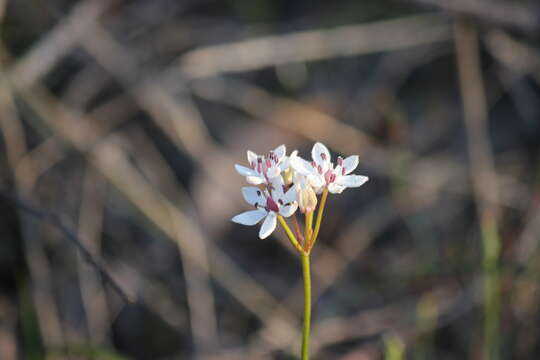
[402,0,540,34]
[455,20,501,360]
[177,14,451,78]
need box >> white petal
[235,164,258,177]
[242,187,264,206]
[270,176,285,199]
[293,173,308,188]
[279,203,298,217]
[280,150,298,171]
[259,212,277,239]
[307,174,325,188]
[266,165,281,179]
[246,176,265,185]
[312,142,331,170]
[273,144,286,161]
[271,174,285,188]
[336,175,369,188]
[247,150,258,164]
[342,155,359,175]
[281,187,297,204]
[232,209,267,225]
[291,155,316,175]
[328,183,346,194]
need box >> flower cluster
[232,142,368,241]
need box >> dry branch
[403,0,540,34]
[178,14,451,78]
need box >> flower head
[292,142,368,194]
[232,176,297,239]
[234,145,287,185]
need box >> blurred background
[1,0,540,359]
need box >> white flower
[234,145,287,185]
[231,177,298,239]
[292,142,368,194]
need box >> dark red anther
[321,153,327,160]
[342,167,346,176]
[266,196,279,212]
[337,156,343,166]
[256,190,261,196]
[278,199,284,205]
[317,165,323,174]
[250,161,256,169]
[265,159,272,168]
[254,202,259,208]
[311,161,316,168]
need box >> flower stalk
[301,252,311,360]
[304,211,313,249]
[232,142,368,359]
[278,215,304,254]
[310,188,329,250]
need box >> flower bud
[298,185,317,213]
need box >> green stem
[301,252,311,360]
[278,215,304,254]
[309,188,329,251]
[481,213,500,360]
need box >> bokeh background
[1,0,540,359]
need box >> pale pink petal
[342,155,359,175]
[336,175,369,188]
[259,212,277,239]
[232,209,267,225]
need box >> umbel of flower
[232,142,368,239]
[234,145,290,185]
[231,176,297,239]
[292,142,368,194]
